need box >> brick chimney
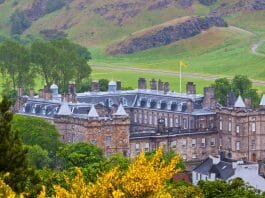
[158,79,163,91]
[17,87,24,97]
[29,88,34,98]
[186,82,196,95]
[244,98,252,108]
[116,81,122,91]
[150,79,157,90]
[138,78,147,90]
[91,80,99,92]
[68,82,76,95]
[39,89,44,99]
[164,82,170,94]
[203,87,216,109]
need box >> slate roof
[234,95,246,108]
[194,157,235,180]
[260,94,265,106]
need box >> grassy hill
[0,0,264,93]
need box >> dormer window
[120,97,128,106]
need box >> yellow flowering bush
[51,147,182,198]
[0,178,18,198]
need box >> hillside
[0,0,264,83]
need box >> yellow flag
[179,61,187,68]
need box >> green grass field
[257,42,265,54]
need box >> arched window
[171,102,177,111]
[150,100,157,109]
[160,101,167,110]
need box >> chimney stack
[164,82,170,94]
[17,87,24,97]
[29,88,34,98]
[91,80,99,92]
[244,98,252,108]
[186,82,196,95]
[116,81,122,91]
[203,87,216,109]
[138,78,147,90]
[39,89,44,99]
[150,79,157,90]
[68,82,76,95]
[158,79,163,91]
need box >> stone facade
[15,78,265,165]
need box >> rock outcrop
[107,16,227,55]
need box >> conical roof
[260,94,265,106]
[88,104,99,118]
[113,104,128,116]
[57,101,72,116]
[234,95,246,108]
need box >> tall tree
[0,96,41,196]
[0,40,34,91]
[30,40,58,87]
[212,78,231,106]
[232,75,252,96]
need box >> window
[154,115,157,126]
[182,154,187,161]
[170,118,173,127]
[210,137,215,146]
[135,143,140,153]
[134,113,137,123]
[219,137,222,147]
[228,138,232,149]
[139,113,142,124]
[236,125,240,134]
[91,140,96,145]
[251,123,256,132]
[145,143,150,152]
[165,117,168,127]
[183,118,188,129]
[251,140,256,150]
[182,139,187,148]
[106,136,111,147]
[192,153,197,159]
[192,139,196,148]
[236,141,240,151]
[144,114,147,124]
[219,121,223,130]
[201,138,206,147]
[175,118,179,127]
[228,122,232,132]
[149,115,152,125]
[171,140,177,149]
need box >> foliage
[0,40,35,91]
[12,115,61,160]
[30,38,92,90]
[26,145,51,169]
[10,11,31,35]
[0,178,17,198]
[212,78,231,106]
[37,148,184,197]
[198,177,265,198]
[0,96,41,196]
[58,142,104,169]
[212,75,261,108]
[99,79,109,91]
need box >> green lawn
[257,42,265,54]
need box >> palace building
[15,78,265,163]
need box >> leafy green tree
[0,40,34,91]
[232,75,252,96]
[99,79,109,91]
[30,40,59,87]
[11,115,61,165]
[198,178,264,198]
[0,95,41,196]
[58,142,104,168]
[26,145,51,169]
[212,78,231,106]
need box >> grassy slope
[0,0,264,94]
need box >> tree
[30,40,59,87]
[58,142,104,168]
[99,79,109,91]
[0,96,41,196]
[26,145,51,169]
[0,40,34,91]
[232,75,252,96]
[212,78,231,106]
[198,178,264,198]
[12,115,61,157]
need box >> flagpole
[179,63,182,94]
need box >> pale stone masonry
[15,78,265,165]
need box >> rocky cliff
[107,16,227,55]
